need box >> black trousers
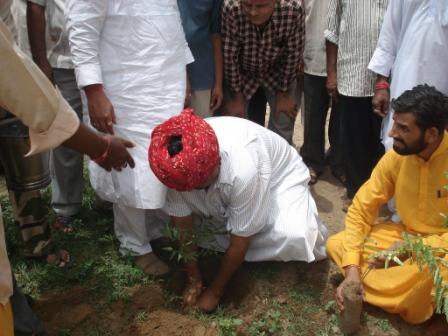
[339,95,384,199]
[300,73,344,175]
[247,87,267,126]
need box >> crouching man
[327,85,448,335]
[148,108,328,312]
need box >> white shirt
[164,117,328,262]
[325,0,389,97]
[28,0,73,69]
[303,0,328,76]
[368,0,448,149]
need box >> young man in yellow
[327,84,448,335]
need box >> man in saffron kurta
[327,85,448,331]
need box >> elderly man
[369,0,448,151]
[220,0,305,143]
[327,85,448,335]
[149,109,328,312]
[0,16,134,335]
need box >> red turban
[148,108,220,191]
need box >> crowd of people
[0,0,448,335]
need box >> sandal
[53,215,74,234]
[134,252,170,276]
[46,249,73,269]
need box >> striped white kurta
[163,117,328,262]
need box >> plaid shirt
[222,0,305,99]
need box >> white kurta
[368,0,448,150]
[66,0,193,209]
[164,117,328,262]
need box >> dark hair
[391,84,448,133]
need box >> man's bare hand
[336,266,364,312]
[85,85,116,134]
[276,92,297,120]
[210,84,223,113]
[98,135,135,172]
[372,89,390,118]
[183,279,203,308]
[326,71,338,102]
[195,287,221,313]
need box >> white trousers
[113,204,168,256]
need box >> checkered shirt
[222,0,304,99]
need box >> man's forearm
[209,235,250,296]
[325,40,338,75]
[27,3,47,64]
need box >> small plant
[162,221,227,262]
[374,317,392,332]
[218,317,244,336]
[368,232,448,320]
[133,310,148,322]
[248,310,283,336]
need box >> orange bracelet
[375,81,390,91]
[91,135,111,165]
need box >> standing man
[66,0,193,275]
[325,0,388,210]
[300,0,344,185]
[149,109,328,312]
[221,0,305,144]
[369,0,448,151]
[27,0,84,232]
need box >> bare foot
[424,315,448,336]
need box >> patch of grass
[374,317,392,332]
[133,310,148,322]
[248,310,283,336]
[246,262,282,281]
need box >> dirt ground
[2,118,430,335]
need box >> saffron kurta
[327,132,448,323]
[368,0,448,150]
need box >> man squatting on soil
[327,85,448,335]
[149,109,328,312]
[0,18,135,335]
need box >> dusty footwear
[134,252,170,276]
[342,195,353,213]
[53,215,74,233]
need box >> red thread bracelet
[375,81,390,91]
[91,135,111,165]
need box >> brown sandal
[134,252,170,276]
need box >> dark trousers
[300,74,344,175]
[339,95,384,199]
[247,87,267,126]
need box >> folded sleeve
[0,21,79,154]
[324,0,341,45]
[341,151,399,267]
[368,1,402,77]
[65,0,107,88]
